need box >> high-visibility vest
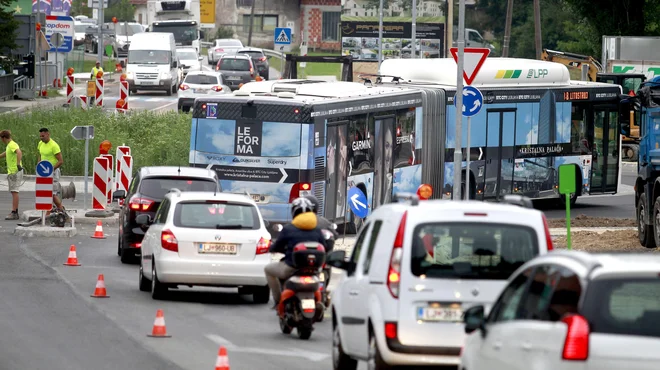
[91,66,104,79]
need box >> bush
[0,107,191,177]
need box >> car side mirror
[135,214,152,226]
[464,305,487,336]
[113,190,126,200]
[326,250,355,274]
[172,60,178,68]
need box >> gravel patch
[548,215,636,228]
[553,230,658,252]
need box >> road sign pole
[377,0,384,72]
[452,0,466,200]
[84,126,89,209]
[411,0,417,59]
[97,0,104,65]
[466,115,471,199]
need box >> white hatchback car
[136,190,272,303]
[326,194,554,369]
[177,71,231,112]
[460,251,660,370]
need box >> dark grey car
[237,47,270,80]
[216,55,256,90]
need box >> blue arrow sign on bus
[454,85,483,117]
[348,186,368,219]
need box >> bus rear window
[410,223,538,280]
[583,278,660,338]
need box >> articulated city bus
[189,58,626,232]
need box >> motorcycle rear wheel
[297,326,312,340]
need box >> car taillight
[215,48,224,52]
[161,229,178,252]
[211,85,223,92]
[288,182,312,203]
[179,84,189,90]
[561,314,589,361]
[129,197,154,212]
[256,237,270,255]
[250,68,254,77]
[259,56,266,62]
[387,211,406,298]
[384,322,397,339]
[542,214,554,250]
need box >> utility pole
[446,0,453,58]
[452,0,465,200]
[533,0,542,59]
[411,0,417,58]
[37,0,42,96]
[502,0,513,57]
[247,0,256,46]
[97,0,104,65]
[377,0,384,71]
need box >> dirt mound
[553,230,658,252]
[548,215,636,228]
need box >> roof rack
[501,194,533,208]
[392,192,419,206]
[358,73,403,85]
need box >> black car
[113,166,221,263]
[236,47,270,80]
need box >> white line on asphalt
[206,334,330,362]
[150,100,178,112]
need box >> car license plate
[301,299,315,310]
[226,76,241,80]
[138,81,155,85]
[417,306,463,322]
[193,89,207,94]
[199,243,238,254]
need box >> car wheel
[251,285,270,304]
[120,244,133,264]
[639,192,656,248]
[151,262,168,300]
[117,233,122,256]
[368,332,392,370]
[139,262,150,292]
[332,320,358,370]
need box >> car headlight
[161,72,171,79]
[126,71,134,79]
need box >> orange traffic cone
[147,309,171,338]
[215,346,230,370]
[91,220,106,239]
[63,245,81,266]
[90,274,110,298]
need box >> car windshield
[410,223,538,280]
[239,51,263,58]
[184,74,220,85]
[128,50,171,65]
[139,177,217,199]
[219,59,251,71]
[174,201,260,230]
[177,50,198,60]
[583,278,660,338]
[217,40,242,47]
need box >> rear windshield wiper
[215,224,246,229]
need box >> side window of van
[362,220,383,274]
[349,222,372,274]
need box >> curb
[0,96,69,115]
[14,225,77,237]
[21,210,119,226]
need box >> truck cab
[452,28,495,54]
[146,0,204,54]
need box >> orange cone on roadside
[90,274,110,298]
[147,309,172,338]
[63,245,81,266]
[214,346,230,370]
[91,220,106,239]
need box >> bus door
[372,116,396,208]
[590,105,619,193]
[326,122,349,220]
[483,109,517,201]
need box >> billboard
[200,0,215,28]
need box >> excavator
[541,49,646,161]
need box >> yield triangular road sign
[450,47,491,85]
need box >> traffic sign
[51,32,64,48]
[454,85,483,117]
[45,15,74,53]
[35,160,54,211]
[70,125,95,141]
[348,186,368,219]
[450,47,491,85]
[274,27,292,52]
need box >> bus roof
[378,57,613,88]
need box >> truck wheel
[638,192,656,248]
[652,197,660,249]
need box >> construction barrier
[95,78,104,107]
[118,154,133,198]
[100,154,114,204]
[66,75,74,104]
[92,156,109,210]
[76,95,88,110]
[115,146,131,192]
[119,80,128,110]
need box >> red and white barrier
[119,155,133,203]
[66,75,74,104]
[115,146,131,191]
[101,154,114,204]
[77,95,88,110]
[93,157,109,210]
[119,80,129,110]
[95,78,104,107]
[35,175,54,211]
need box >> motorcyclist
[264,197,328,310]
[304,194,339,245]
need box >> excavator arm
[541,49,603,81]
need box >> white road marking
[205,334,330,362]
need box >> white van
[125,32,180,95]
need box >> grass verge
[0,108,190,177]
[270,51,344,80]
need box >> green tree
[104,0,135,22]
[71,0,93,17]
[0,0,19,57]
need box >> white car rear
[138,191,272,303]
[176,48,202,76]
[177,71,231,112]
[328,195,553,369]
[207,39,244,65]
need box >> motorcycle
[277,241,326,340]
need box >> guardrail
[0,74,15,101]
